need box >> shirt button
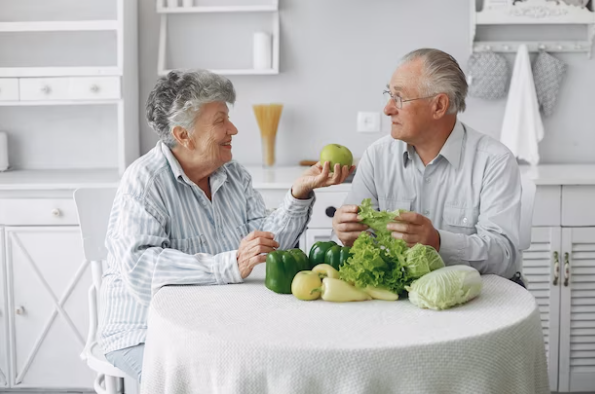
[425,177,431,183]
[462,217,468,224]
[423,210,430,215]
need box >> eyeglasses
[383,90,439,109]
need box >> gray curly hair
[146,69,237,148]
[399,48,467,114]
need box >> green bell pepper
[325,244,352,271]
[265,248,309,294]
[308,241,337,269]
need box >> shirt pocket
[169,235,207,255]
[378,198,413,212]
[442,206,478,236]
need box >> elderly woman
[100,70,352,381]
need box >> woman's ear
[432,93,450,119]
[172,126,192,149]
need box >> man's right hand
[332,205,368,247]
[237,231,279,279]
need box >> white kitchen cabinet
[0,228,8,388]
[558,227,595,393]
[3,226,94,389]
[523,226,562,391]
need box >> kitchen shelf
[0,67,122,78]
[0,20,118,32]
[156,5,277,13]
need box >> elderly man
[332,48,523,284]
[101,70,353,381]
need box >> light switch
[357,111,380,133]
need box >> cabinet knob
[563,252,570,287]
[552,251,560,286]
[51,208,62,217]
[325,206,337,218]
[41,85,52,95]
[90,84,101,93]
[15,306,25,315]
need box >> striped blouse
[99,141,314,353]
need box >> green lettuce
[404,244,445,278]
[405,265,483,310]
[358,198,407,235]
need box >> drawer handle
[563,252,570,287]
[90,84,101,93]
[552,251,559,286]
[51,208,62,217]
[325,206,337,218]
[41,85,52,95]
[15,306,25,315]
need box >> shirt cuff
[283,189,315,216]
[437,230,465,265]
[211,250,244,284]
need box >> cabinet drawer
[562,186,595,226]
[69,77,120,100]
[19,78,70,101]
[0,199,78,225]
[309,191,349,228]
[19,77,120,101]
[533,186,561,226]
[0,79,19,101]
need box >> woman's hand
[236,231,279,278]
[291,161,355,199]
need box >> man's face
[383,59,434,145]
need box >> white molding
[0,20,118,32]
[0,67,121,78]
[156,5,277,13]
[0,169,121,190]
[158,68,279,76]
[0,99,121,107]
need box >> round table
[141,265,550,394]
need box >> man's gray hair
[400,48,467,114]
[146,69,236,147]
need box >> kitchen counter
[0,164,593,191]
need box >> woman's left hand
[291,161,355,199]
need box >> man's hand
[291,161,355,199]
[332,204,368,247]
[386,211,440,249]
[237,231,279,279]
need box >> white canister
[0,131,8,172]
[182,0,193,7]
[253,32,272,70]
[166,0,179,8]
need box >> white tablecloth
[141,265,549,394]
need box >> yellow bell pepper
[363,286,399,301]
[318,277,372,302]
[312,264,340,279]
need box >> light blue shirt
[99,141,314,353]
[344,120,522,279]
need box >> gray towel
[532,51,567,117]
[467,52,510,100]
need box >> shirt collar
[401,120,465,170]
[159,141,228,188]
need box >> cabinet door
[559,227,595,392]
[5,227,94,389]
[0,228,8,388]
[522,226,561,392]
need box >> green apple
[319,144,353,172]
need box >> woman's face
[188,101,238,167]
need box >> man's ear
[172,125,192,148]
[432,93,450,119]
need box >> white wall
[138,0,595,166]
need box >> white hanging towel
[500,44,544,166]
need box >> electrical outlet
[357,112,380,133]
